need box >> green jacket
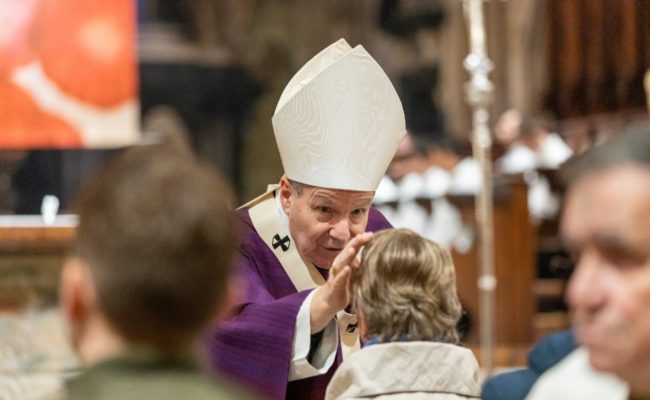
[66,349,257,400]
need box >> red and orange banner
[0,0,139,148]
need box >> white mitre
[272,39,406,191]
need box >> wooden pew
[449,174,537,347]
[0,216,75,312]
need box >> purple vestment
[206,206,391,400]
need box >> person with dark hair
[326,228,480,399]
[61,144,254,399]
[525,129,650,399]
[206,39,406,400]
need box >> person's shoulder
[208,375,260,400]
[67,366,260,400]
[526,347,629,400]
[231,204,282,276]
[482,330,577,400]
[528,329,577,373]
[232,207,262,249]
[481,368,539,400]
[234,207,253,228]
[367,207,393,231]
[130,372,259,400]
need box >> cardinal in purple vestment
[204,38,406,400]
[206,206,391,399]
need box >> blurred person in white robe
[495,109,573,221]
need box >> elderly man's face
[279,177,374,269]
[563,165,650,382]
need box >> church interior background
[0,0,649,384]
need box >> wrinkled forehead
[305,185,375,205]
[562,165,650,240]
[568,165,650,201]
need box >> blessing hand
[310,232,373,333]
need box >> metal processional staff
[461,0,496,375]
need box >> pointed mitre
[272,39,406,191]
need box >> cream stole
[241,186,360,359]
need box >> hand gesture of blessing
[310,232,373,333]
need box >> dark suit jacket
[481,329,577,400]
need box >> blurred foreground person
[61,145,254,399]
[527,130,650,399]
[326,228,480,399]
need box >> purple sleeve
[206,285,309,400]
[205,210,311,400]
[205,207,391,400]
[366,207,392,232]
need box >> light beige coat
[325,341,481,400]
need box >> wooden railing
[0,216,76,312]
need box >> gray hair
[353,228,462,343]
[561,128,650,186]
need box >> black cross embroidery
[272,234,290,252]
[346,323,358,333]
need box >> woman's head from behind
[354,228,461,344]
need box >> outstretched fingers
[333,232,373,272]
[331,264,351,288]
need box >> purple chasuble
[205,206,391,400]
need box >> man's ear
[60,257,96,326]
[278,175,293,214]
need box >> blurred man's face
[494,109,521,145]
[563,165,650,384]
[279,177,374,269]
[387,134,428,181]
